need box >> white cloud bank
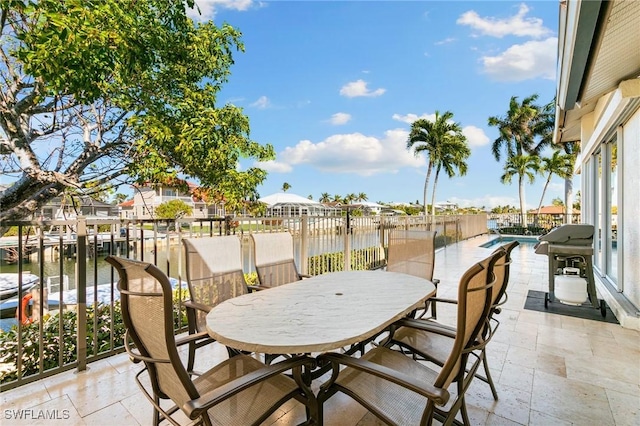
[457,4,553,39]
[264,130,425,176]
[481,37,557,81]
[339,80,386,98]
[329,112,352,125]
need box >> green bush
[308,248,384,275]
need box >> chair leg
[480,349,499,400]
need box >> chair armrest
[183,355,314,419]
[247,285,269,292]
[184,300,212,314]
[429,297,458,305]
[318,352,449,405]
[433,278,440,285]
[394,318,456,338]
[175,331,213,347]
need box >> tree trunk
[430,166,441,228]
[519,174,528,228]
[565,175,574,224]
[422,163,433,217]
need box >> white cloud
[255,160,292,173]
[457,4,553,39]
[339,80,386,98]
[462,126,490,148]
[434,37,456,46]
[481,37,557,81]
[329,113,352,125]
[250,95,271,109]
[392,113,436,124]
[187,0,254,21]
[277,130,425,176]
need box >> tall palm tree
[429,134,470,224]
[500,154,540,228]
[356,192,368,202]
[319,192,331,203]
[488,94,544,161]
[332,194,343,203]
[281,182,291,192]
[407,111,462,217]
[536,149,574,215]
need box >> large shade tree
[407,111,465,217]
[0,0,274,233]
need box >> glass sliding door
[607,139,618,285]
[594,151,603,270]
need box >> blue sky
[190,0,563,209]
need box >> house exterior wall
[580,97,640,329]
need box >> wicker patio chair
[386,229,440,318]
[182,236,251,372]
[105,255,317,426]
[388,241,519,401]
[317,250,502,426]
[251,232,309,288]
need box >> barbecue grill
[534,224,607,317]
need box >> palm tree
[319,192,331,203]
[332,194,343,203]
[356,192,368,202]
[561,141,580,223]
[407,111,462,217]
[536,149,574,216]
[500,154,540,228]
[344,193,357,204]
[429,133,470,224]
[281,182,291,192]
[488,94,546,161]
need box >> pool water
[480,236,540,248]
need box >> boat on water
[0,273,39,300]
[0,277,186,328]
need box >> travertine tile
[531,370,613,425]
[606,387,640,426]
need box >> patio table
[205,270,436,355]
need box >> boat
[0,273,39,300]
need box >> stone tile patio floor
[2,235,638,425]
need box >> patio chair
[105,255,317,426]
[317,250,501,425]
[182,236,251,372]
[251,232,309,288]
[388,241,519,401]
[386,229,440,318]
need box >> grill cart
[534,224,607,317]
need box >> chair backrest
[386,229,437,281]
[251,232,301,287]
[489,241,519,309]
[434,250,503,389]
[182,236,248,331]
[106,256,199,408]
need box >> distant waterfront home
[121,182,226,219]
[38,196,118,219]
[554,0,639,329]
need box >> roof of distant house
[119,199,134,207]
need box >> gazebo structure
[258,192,336,216]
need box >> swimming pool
[480,236,540,248]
